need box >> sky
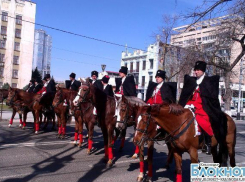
[32,0,230,81]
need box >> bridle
[7,91,17,106]
[116,101,131,129]
[135,112,195,146]
[53,90,63,108]
[77,86,91,105]
[135,113,152,146]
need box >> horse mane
[158,102,184,116]
[124,96,147,107]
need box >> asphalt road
[0,111,245,182]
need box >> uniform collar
[122,76,126,83]
[156,81,164,89]
[103,84,108,89]
[196,73,205,85]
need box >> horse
[76,81,116,166]
[118,96,174,182]
[6,87,54,134]
[52,87,77,139]
[0,89,23,128]
[134,103,236,182]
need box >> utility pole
[237,58,243,120]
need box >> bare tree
[182,0,245,111]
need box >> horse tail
[219,142,228,167]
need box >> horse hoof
[19,124,22,128]
[132,154,138,159]
[73,140,78,146]
[136,177,143,182]
[78,143,82,148]
[106,160,113,167]
[8,124,12,128]
[22,126,26,130]
[35,131,39,134]
[87,149,91,155]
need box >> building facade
[0,0,36,88]
[32,29,52,78]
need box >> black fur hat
[155,70,166,80]
[102,75,110,83]
[42,77,47,81]
[91,70,98,77]
[119,66,128,75]
[45,74,50,79]
[69,72,76,78]
[194,61,207,72]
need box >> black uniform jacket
[115,75,137,96]
[65,80,81,91]
[145,81,177,104]
[178,75,227,143]
[103,84,114,97]
[33,84,42,93]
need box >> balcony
[130,69,139,73]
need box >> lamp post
[101,64,106,72]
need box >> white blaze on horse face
[134,115,142,138]
[115,97,122,121]
[73,88,81,106]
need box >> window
[1,26,7,35]
[16,15,22,25]
[142,76,145,87]
[0,40,6,49]
[124,63,127,68]
[14,42,20,51]
[149,59,153,69]
[13,56,19,64]
[15,29,21,38]
[149,76,153,82]
[136,62,139,72]
[130,62,133,73]
[0,67,3,77]
[12,83,17,88]
[12,69,18,78]
[135,76,139,84]
[143,60,146,70]
[0,54,5,62]
[2,12,8,22]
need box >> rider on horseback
[145,70,177,140]
[26,79,35,93]
[101,75,114,97]
[179,61,227,155]
[33,79,42,93]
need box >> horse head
[76,83,93,105]
[0,89,8,103]
[52,86,64,108]
[133,105,157,146]
[68,90,78,116]
[6,87,18,106]
[116,95,133,131]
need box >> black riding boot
[204,133,211,155]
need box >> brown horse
[76,82,116,166]
[6,87,54,134]
[118,96,173,182]
[134,104,236,182]
[0,89,23,128]
[52,87,77,139]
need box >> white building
[121,42,163,100]
[0,0,36,88]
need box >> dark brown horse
[118,96,173,182]
[76,82,116,166]
[6,87,54,134]
[0,89,23,128]
[52,87,77,139]
[134,104,236,182]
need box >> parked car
[230,106,237,117]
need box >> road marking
[0,171,50,180]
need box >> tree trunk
[223,71,232,112]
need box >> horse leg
[173,151,182,182]
[62,115,67,138]
[101,126,109,162]
[189,147,198,163]
[146,141,154,182]
[22,111,28,130]
[136,144,144,182]
[51,112,56,131]
[165,142,174,169]
[107,124,114,167]
[119,128,126,151]
[112,128,120,146]
[8,108,16,127]
[43,115,48,130]
[73,115,79,145]
[60,114,66,139]
[78,116,83,147]
[87,121,95,155]
[227,133,236,167]
[19,113,23,128]
[34,110,40,134]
